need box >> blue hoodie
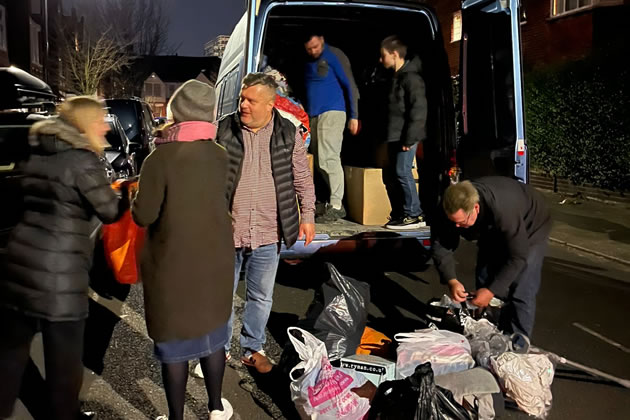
[304,44,359,119]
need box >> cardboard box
[344,166,392,226]
[344,166,419,226]
[340,354,396,386]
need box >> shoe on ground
[209,398,233,420]
[315,204,346,223]
[78,412,97,420]
[241,350,274,374]
[384,216,403,228]
[385,215,426,230]
[192,353,231,378]
[155,416,168,420]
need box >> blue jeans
[476,239,548,337]
[382,143,422,218]
[226,243,280,356]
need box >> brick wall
[426,0,461,75]
[426,0,597,75]
[521,0,593,72]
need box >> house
[137,55,221,117]
[0,0,83,95]
[426,0,627,75]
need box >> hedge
[524,56,629,191]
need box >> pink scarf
[155,121,217,145]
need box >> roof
[135,56,221,84]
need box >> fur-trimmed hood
[29,117,100,155]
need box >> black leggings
[0,309,85,420]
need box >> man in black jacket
[431,177,552,338]
[380,35,428,229]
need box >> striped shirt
[232,115,315,249]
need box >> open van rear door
[458,0,527,183]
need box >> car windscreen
[105,123,123,151]
[106,101,140,143]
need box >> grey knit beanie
[167,79,216,123]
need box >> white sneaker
[192,362,204,378]
[156,416,168,420]
[209,398,233,420]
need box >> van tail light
[516,139,526,156]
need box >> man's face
[304,36,325,59]
[379,48,396,69]
[448,203,480,228]
[239,85,275,129]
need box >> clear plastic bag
[491,352,554,419]
[395,326,475,379]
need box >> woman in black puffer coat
[0,97,127,420]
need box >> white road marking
[573,322,630,354]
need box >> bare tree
[98,0,173,56]
[64,31,131,95]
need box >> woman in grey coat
[132,80,235,420]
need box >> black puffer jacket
[385,56,428,147]
[1,118,125,321]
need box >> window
[144,82,153,97]
[451,11,462,43]
[30,18,41,65]
[0,5,7,52]
[153,83,162,97]
[551,0,592,17]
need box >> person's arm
[329,48,359,120]
[76,154,126,224]
[131,152,165,227]
[401,73,428,147]
[292,131,316,245]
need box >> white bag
[395,326,475,379]
[491,352,554,419]
[288,327,371,420]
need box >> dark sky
[168,0,246,56]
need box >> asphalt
[8,190,630,420]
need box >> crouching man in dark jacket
[431,177,552,338]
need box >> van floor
[315,218,430,239]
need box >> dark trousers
[0,309,85,420]
[382,143,422,218]
[476,239,549,337]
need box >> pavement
[539,189,630,267]
[8,190,630,420]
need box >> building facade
[0,0,83,95]
[203,35,229,58]
[427,0,627,75]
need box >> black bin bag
[302,263,370,361]
[369,363,477,420]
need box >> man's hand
[471,288,494,308]
[299,223,316,246]
[348,119,359,135]
[447,279,468,303]
[402,145,411,151]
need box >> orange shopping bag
[356,327,393,358]
[102,181,145,284]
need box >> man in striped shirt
[217,73,316,373]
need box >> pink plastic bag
[288,327,371,420]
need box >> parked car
[105,114,137,179]
[0,67,56,247]
[105,98,155,168]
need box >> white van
[215,0,528,258]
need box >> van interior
[257,4,456,215]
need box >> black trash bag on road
[301,263,370,361]
[369,363,477,420]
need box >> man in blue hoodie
[304,32,359,222]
